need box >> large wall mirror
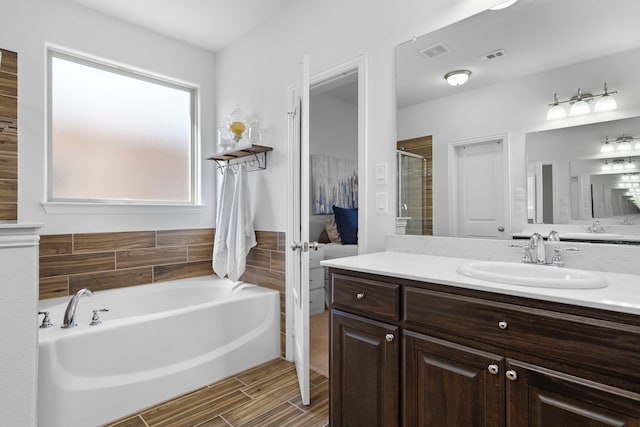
[396,0,640,243]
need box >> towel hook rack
[207,144,272,174]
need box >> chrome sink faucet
[587,219,605,233]
[528,232,546,264]
[61,288,92,328]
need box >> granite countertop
[321,251,640,316]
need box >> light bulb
[594,83,617,113]
[594,94,617,112]
[489,0,518,10]
[547,104,566,120]
[444,70,471,86]
[602,162,612,171]
[614,162,624,170]
[546,93,566,120]
[626,160,637,169]
[617,140,632,151]
[600,137,614,152]
[569,100,590,116]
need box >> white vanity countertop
[321,251,640,316]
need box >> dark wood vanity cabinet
[329,268,640,427]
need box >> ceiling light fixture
[444,69,471,87]
[489,0,518,10]
[546,83,618,120]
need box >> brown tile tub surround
[39,228,288,352]
[0,48,18,221]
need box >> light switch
[375,163,388,185]
[376,192,388,214]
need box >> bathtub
[37,275,280,427]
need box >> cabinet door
[331,309,399,427]
[404,331,505,427]
[506,359,640,427]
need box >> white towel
[212,167,234,278]
[226,164,257,281]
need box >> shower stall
[397,150,428,235]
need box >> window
[47,48,199,205]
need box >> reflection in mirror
[396,137,432,235]
[526,116,640,227]
[396,0,640,243]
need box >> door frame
[285,53,368,363]
[447,133,511,237]
[308,54,368,254]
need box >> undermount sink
[562,232,623,239]
[456,261,607,289]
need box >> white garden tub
[37,275,280,427]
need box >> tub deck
[101,358,328,427]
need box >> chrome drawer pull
[498,320,508,330]
[385,333,394,342]
[506,370,518,381]
[487,364,499,375]
[356,292,365,300]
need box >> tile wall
[39,228,287,353]
[0,49,18,221]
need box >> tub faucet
[61,288,93,328]
[528,232,546,264]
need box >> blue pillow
[333,206,358,245]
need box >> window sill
[41,202,206,215]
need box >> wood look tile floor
[102,358,328,427]
[309,310,329,378]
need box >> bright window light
[48,49,198,204]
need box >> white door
[286,55,310,405]
[454,138,506,238]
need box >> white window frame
[44,46,202,212]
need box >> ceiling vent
[419,43,450,59]
[479,49,507,61]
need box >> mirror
[396,0,640,242]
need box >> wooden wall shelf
[207,144,273,172]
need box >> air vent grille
[419,43,450,59]
[479,49,507,61]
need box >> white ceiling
[69,0,292,52]
[396,0,640,109]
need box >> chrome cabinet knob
[498,320,508,330]
[506,370,518,381]
[356,293,365,300]
[385,333,394,342]
[487,364,499,375]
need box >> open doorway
[308,64,360,378]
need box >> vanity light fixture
[613,159,625,170]
[546,83,618,120]
[600,136,614,153]
[489,0,518,10]
[594,83,618,112]
[547,94,567,120]
[444,69,471,86]
[569,89,590,116]
[617,135,633,151]
[626,158,637,170]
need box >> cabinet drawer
[308,245,325,268]
[309,267,324,290]
[404,286,640,381]
[332,274,399,320]
[310,287,325,315]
